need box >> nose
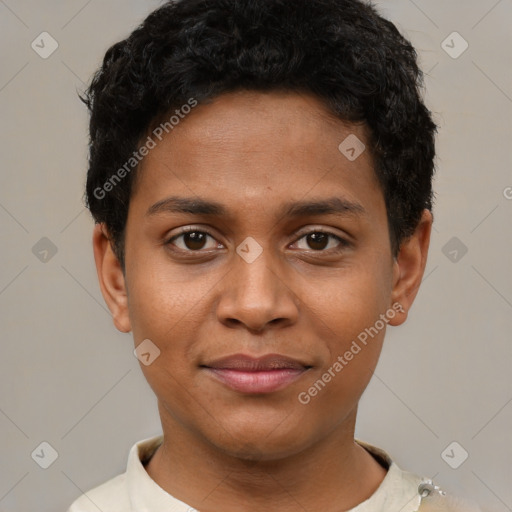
[215,246,300,333]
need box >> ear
[92,223,132,333]
[388,209,432,326]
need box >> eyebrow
[145,196,366,219]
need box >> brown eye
[182,232,208,250]
[306,233,329,250]
[294,230,349,252]
[167,229,219,251]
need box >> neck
[145,405,387,512]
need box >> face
[94,90,431,461]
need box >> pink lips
[202,354,310,394]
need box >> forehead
[176,90,347,141]
[146,91,369,161]
[130,90,382,220]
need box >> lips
[201,354,311,394]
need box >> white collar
[126,435,424,512]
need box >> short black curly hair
[82,0,437,270]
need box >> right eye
[165,227,222,252]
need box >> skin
[93,90,432,512]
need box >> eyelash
[165,226,350,253]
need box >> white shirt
[65,435,434,512]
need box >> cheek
[300,260,392,340]
[127,275,205,412]
[126,261,219,380]
[126,254,212,341]
[297,295,387,423]
[296,261,391,394]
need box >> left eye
[294,231,347,251]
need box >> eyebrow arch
[145,196,366,219]
[281,197,366,218]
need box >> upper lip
[202,353,311,371]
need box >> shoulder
[356,439,482,512]
[66,435,163,512]
[66,472,130,512]
[417,481,483,512]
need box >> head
[86,0,436,461]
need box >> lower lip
[204,368,307,394]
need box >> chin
[220,441,301,463]
[206,420,315,463]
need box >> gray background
[0,1,511,511]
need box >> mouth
[201,353,312,394]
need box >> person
[67,0,481,510]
